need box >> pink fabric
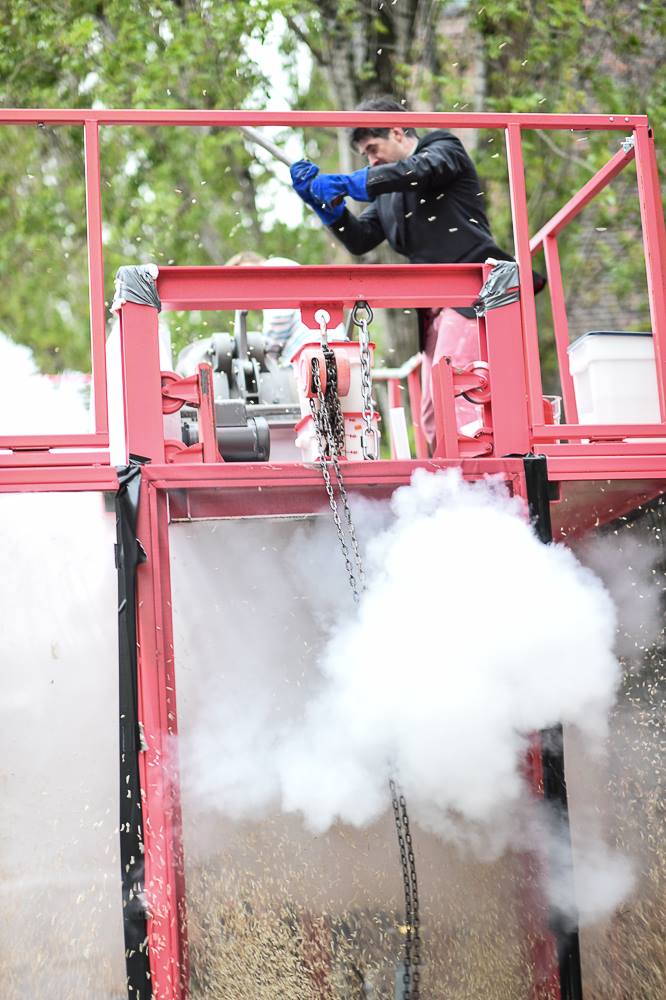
[421,307,481,448]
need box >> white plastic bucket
[568,331,658,423]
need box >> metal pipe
[238,125,292,166]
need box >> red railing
[0,109,663,472]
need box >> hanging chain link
[390,778,421,1000]
[310,312,420,998]
[352,301,380,461]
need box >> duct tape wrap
[114,460,152,999]
[473,260,520,317]
[112,263,161,313]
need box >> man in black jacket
[290,97,527,447]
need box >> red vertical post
[136,480,189,999]
[431,358,460,459]
[196,363,223,463]
[482,299,531,455]
[634,124,666,419]
[543,235,579,423]
[118,302,166,462]
[407,367,429,459]
[84,120,109,436]
[387,379,402,460]
[505,124,544,429]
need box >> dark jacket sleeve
[327,203,386,256]
[366,135,470,197]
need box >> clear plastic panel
[0,493,126,998]
[567,499,666,1000]
[170,516,536,999]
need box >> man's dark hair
[349,97,418,150]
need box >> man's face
[356,127,414,167]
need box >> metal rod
[0,108,649,129]
[505,124,544,428]
[83,119,109,434]
[238,125,292,166]
[543,235,578,422]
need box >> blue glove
[290,159,344,225]
[310,168,370,206]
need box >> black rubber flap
[115,461,152,999]
[524,454,584,1000]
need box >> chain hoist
[309,307,421,999]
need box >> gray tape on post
[473,260,520,317]
[111,263,161,313]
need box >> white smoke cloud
[0,331,91,435]
[183,470,622,858]
[540,807,636,929]
[576,527,665,661]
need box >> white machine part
[568,330,658,424]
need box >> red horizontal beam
[533,423,666,440]
[144,456,527,490]
[547,456,666,480]
[0,466,118,491]
[0,451,110,468]
[156,264,485,316]
[0,433,110,450]
[538,442,666,457]
[0,109,648,130]
[530,144,635,251]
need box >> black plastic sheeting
[115,461,152,999]
[523,455,584,1000]
[113,264,162,313]
[473,260,520,316]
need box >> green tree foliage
[472,0,665,386]
[0,0,663,380]
[0,0,326,370]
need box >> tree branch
[535,129,591,171]
[284,15,325,66]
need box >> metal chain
[310,316,420,999]
[390,778,421,1000]
[352,301,379,461]
[309,353,364,602]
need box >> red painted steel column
[506,125,545,429]
[634,124,666,418]
[118,302,166,463]
[543,236,579,423]
[482,299,531,455]
[83,119,109,437]
[387,379,402,460]
[431,358,459,459]
[407,366,429,459]
[511,475,562,1000]
[136,479,189,999]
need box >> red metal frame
[0,107,663,469]
[1,107,666,1000]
